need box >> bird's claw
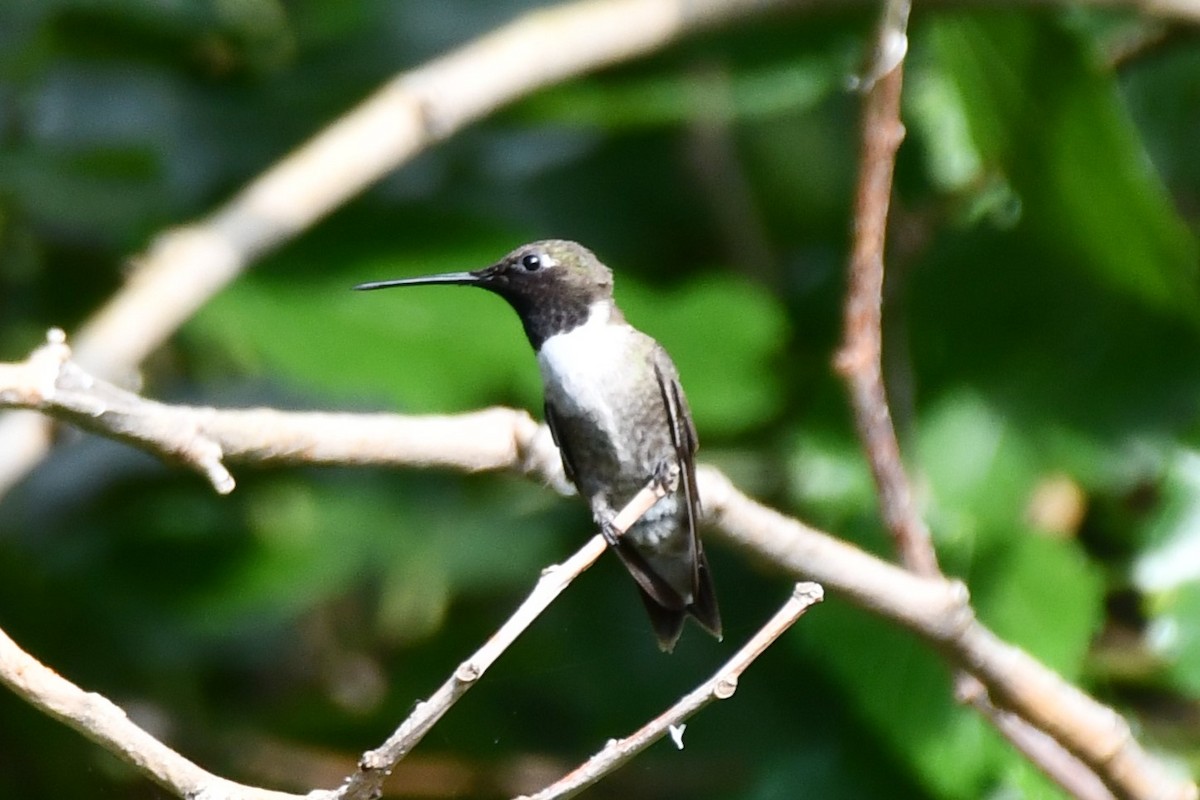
[652,460,681,494]
[597,515,622,546]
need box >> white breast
[536,301,631,441]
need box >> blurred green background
[1,1,1198,798]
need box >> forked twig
[0,331,564,495]
[0,473,671,800]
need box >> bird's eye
[521,254,542,271]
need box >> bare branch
[0,625,307,800]
[0,0,1194,794]
[957,675,1117,800]
[0,0,797,499]
[0,330,235,494]
[7,0,1192,499]
[954,625,1195,800]
[1,340,1192,799]
[516,582,824,800]
[829,2,1164,796]
[336,482,669,800]
[701,469,1196,800]
[0,476,666,800]
[0,331,564,494]
[835,0,939,577]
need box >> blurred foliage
[1,1,1199,798]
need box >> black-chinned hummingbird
[355,240,721,651]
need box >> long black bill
[353,271,482,291]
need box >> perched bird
[355,240,720,651]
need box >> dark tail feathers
[638,550,722,653]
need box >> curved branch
[0,625,305,800]
[0,0,796,498]
[0,336,1192,800]
[830,0,1160,795]
[4,0,1197,498]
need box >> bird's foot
[652,460,681,495]
[595,511,623,547]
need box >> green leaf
[925,14,1199,317]
[1134,449,1200,593]
[184,475,561,638]
[918,391,1105,674]
[1135,450,1200,695]
[972,531,1104,676]
[803,601,1008,799]
[188,237,544,412]
[1149,582,1200,697]
[189,237,786,435]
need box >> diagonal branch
[516,582,824,800]
[336,481,671,800]
[0,624,307,800]
[957,675,1117,800]
[0,477,677,800]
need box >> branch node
[932,580,977,643]
[668,723,686,750]
[454,662,481,683]
[27,328,73,404]
[832,340,873,378]
[848,0,911,92]
[791,581,825,606]
[713,675,738,700]
[358,749,390,771]
[181,435,236,495]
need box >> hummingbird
[355,240,721,651]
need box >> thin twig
[829,3,1191,798]
[516,582,824,800]
[335,482,670,800]
[957,676,1117,800]
[0,626,307,800]
[835,0,939,577]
